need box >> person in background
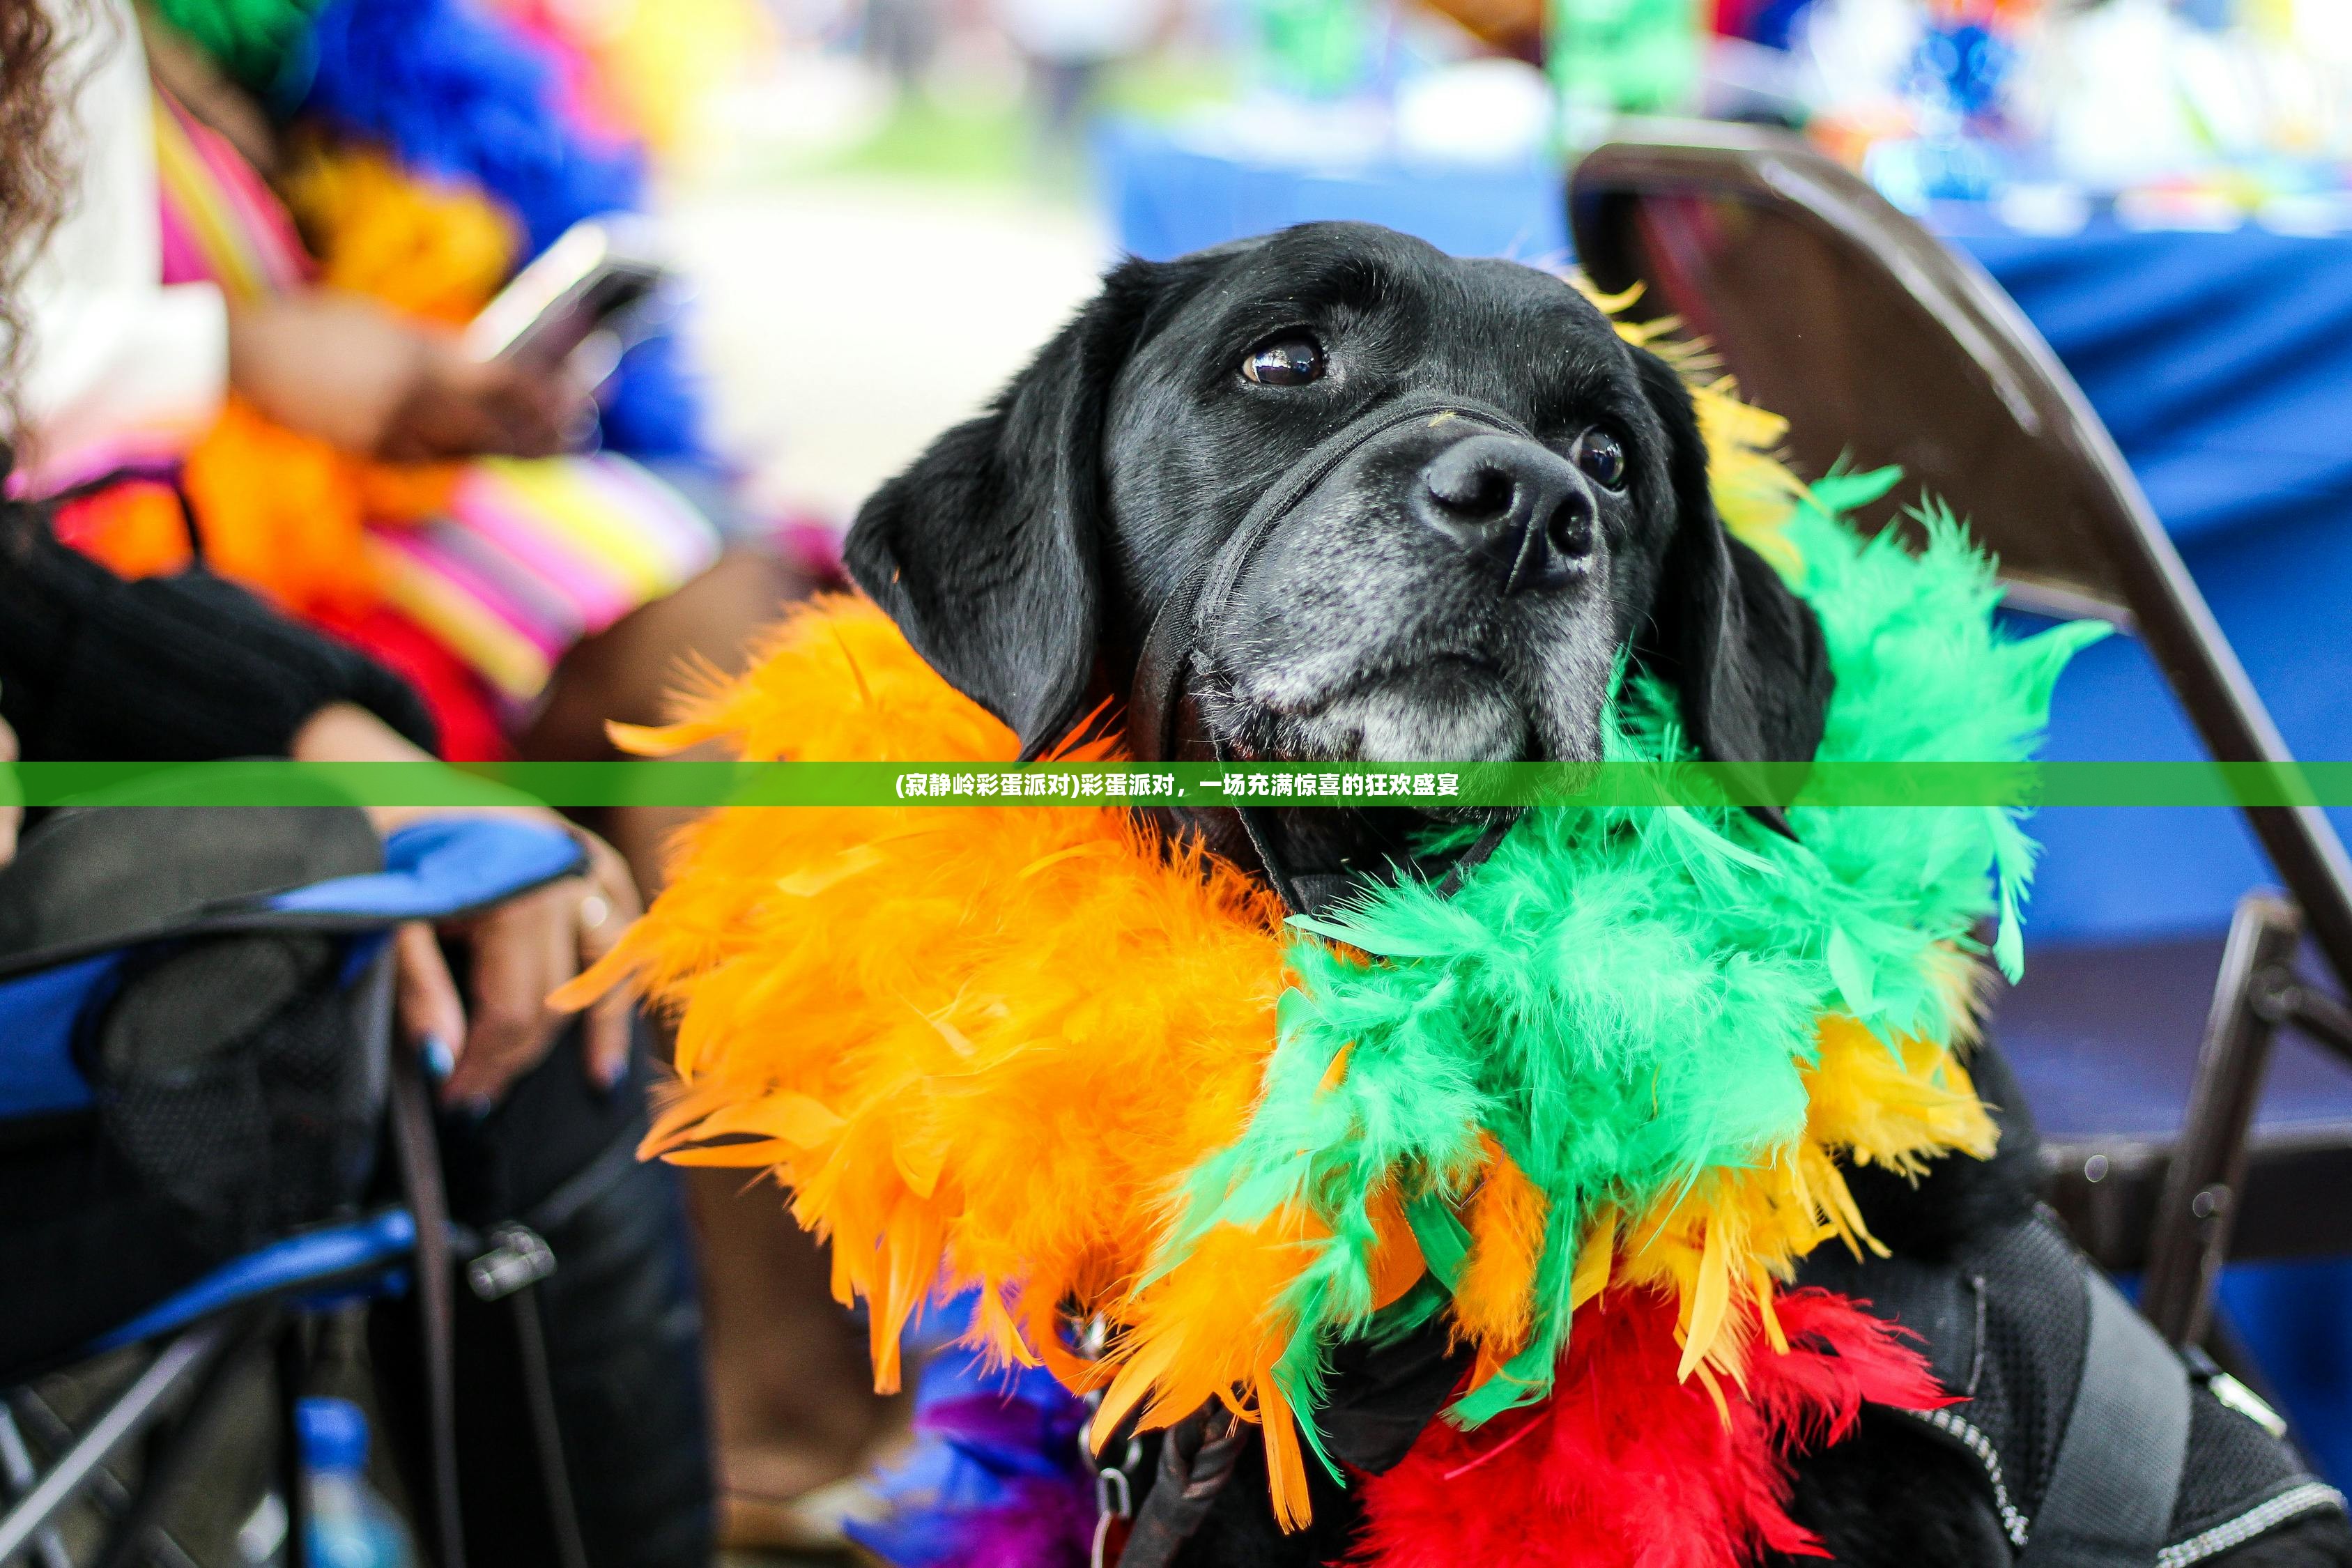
[992,0,1167,141]
[0,3,713,1554]
[19,0,797,892]
[0,510,716,1567]
[865,0,944,90]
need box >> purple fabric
[847,1299,1098,1568]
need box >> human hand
[0,710,19,868]
[226,291,590,462]
[392,827,641,1112]
[378,338,592,463]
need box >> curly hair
[0,0,84,467]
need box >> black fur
[846,223,1831,794]
[1628,348,1832,833]
[845,222,2349,1567]
[845,254,1227,758]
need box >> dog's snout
[1411,434,1594,592]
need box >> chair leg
[5,1394,202,1568]
[277,1317,312,1568]
[387,1040,466,1568]
[2143,892,2303,1346]
[0,1319,238,1563]
[0,1402,72,1568]
[509,1283,591,1568]
[91,1309,270,1568]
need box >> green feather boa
[1160,474,2111,1461]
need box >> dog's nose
[1411,434,1594,592]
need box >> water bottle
[296,1398,415,1568]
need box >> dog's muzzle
[1126,390,1532,914]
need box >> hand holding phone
[463,216,677,383]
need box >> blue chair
[0,816,586,1568]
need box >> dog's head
[846,222,1829,797]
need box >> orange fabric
[281,144,518,326]
[51,483,197,580]
[1453,1136,1550,1365]
[177,397,458,617]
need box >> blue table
[1095,120,2352,947]
[1096,119,2352,1477]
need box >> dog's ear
[845,259,1194,760]
[1631,346,1834,835]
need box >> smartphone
[463,216,675,374]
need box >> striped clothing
[148,88,721,710]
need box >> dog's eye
[1577,430,1627,490]
[1241,337,1325,386]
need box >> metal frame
[1567,120,2352,1349]
[0,958,461,1568]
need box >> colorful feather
[1353,1286,1951,1568]
[570,379,2107,1535]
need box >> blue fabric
[299,0,643,257]
[0,953,121,1118]
[1958,216,2352,945]
[0,820,577,1123]
[1097,120,1569,266]
[599,333,712,466]
[847,1293,1093,1568]
[1093,126,2352,942]
[88,1209,417,1351]
[295,0,712,464]
[269,817,583,921]
[2220,1258,2352,1486]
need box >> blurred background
[17,1,2352,1563]
[662,0,2352,942]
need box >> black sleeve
[0,514,440,762]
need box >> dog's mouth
[1199,651,1534,764]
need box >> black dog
[840,222,2351,1567]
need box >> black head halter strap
[1125,390,1531,914]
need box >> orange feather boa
[569,594,1999,1528]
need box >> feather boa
[148,0,324,92]
[866,1282,1948,1568]
[289,0,708,457]
[297,0,643,256]
[1356,1286,1948,1568]
[572,386,2105,1547]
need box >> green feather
[1151,494,2112,1436]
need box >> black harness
[1801,1206,2344,1568]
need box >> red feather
[1353,1288,1949,1568]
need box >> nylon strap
[2019,1269,2191,1568]
[388,1042,467,1568]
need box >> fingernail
[422,1034,456,1082]
[461,1095,497,1121]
